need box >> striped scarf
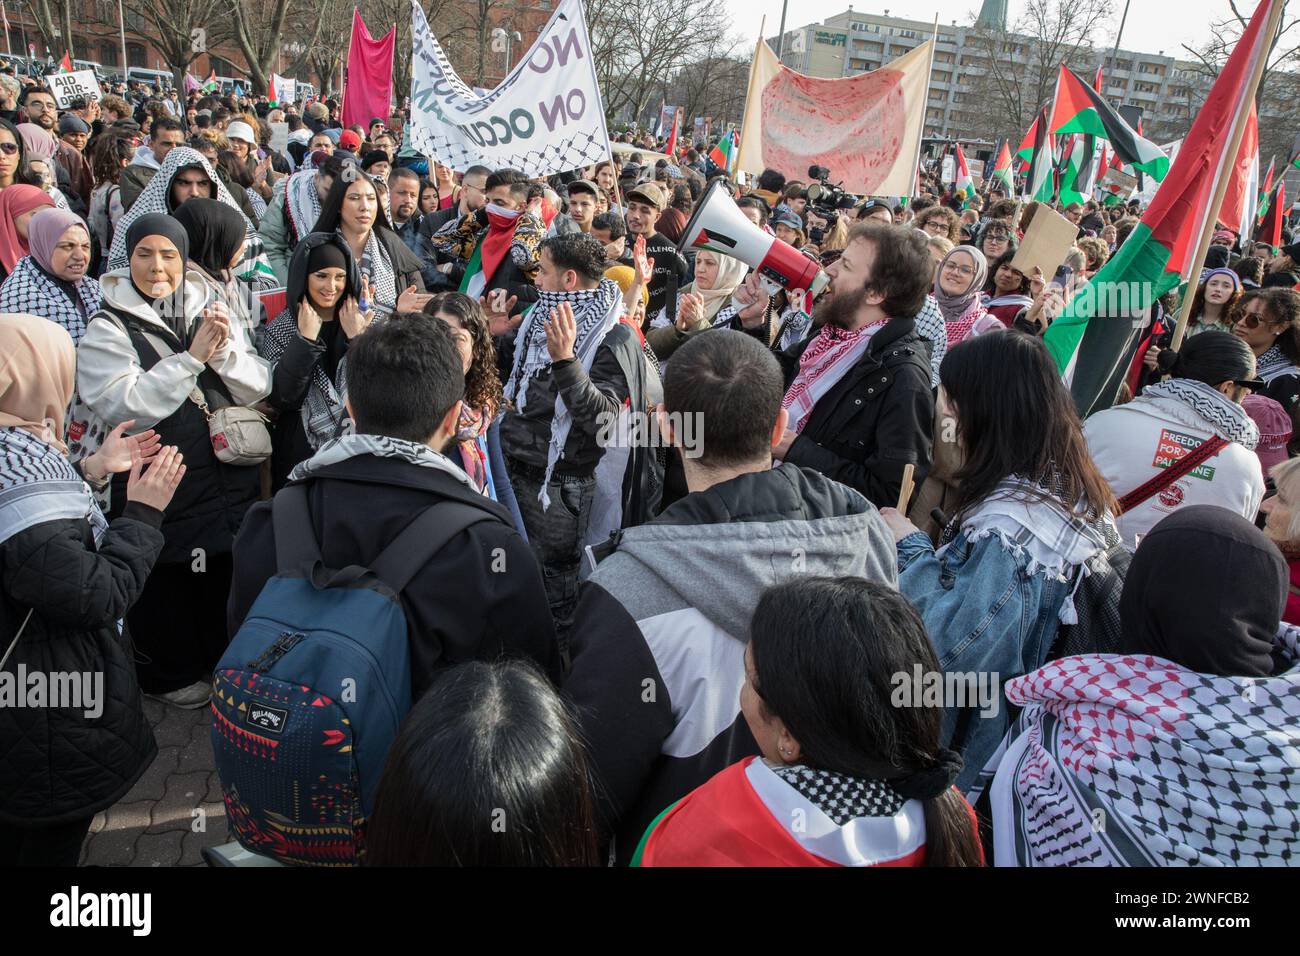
[0,427,108,549]
[0,256,101,345]
[782,320,886,434]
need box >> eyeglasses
[942,261,976,277]
[0,142,17,155]
[1237,312,1271,330]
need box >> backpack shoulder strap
[1117,434,1229,514]
[369,500,497,593]
[272,483,323,573]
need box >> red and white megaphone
[678,180,829,297]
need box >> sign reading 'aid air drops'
[407,0,611,176]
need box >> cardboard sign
[269,121,289,155]
[47,69,101,108]
[1101,166,1138,194]
[941,154,955,184]
[1010,202,1079,281]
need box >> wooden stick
[897,463,916,514]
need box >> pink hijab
[0,185,56,274]
[27,208,89,274]
[15,123,57,160]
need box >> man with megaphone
[677,184,934,508]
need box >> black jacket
[778,317,934,509]
[227,453,560,701]
[0,504,164,825]
[499,321,634,476]
[643,232,688,320]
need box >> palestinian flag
[954,143,974,203]
[1049,65,1170,182]
[1016,111,1043,166]
[1220,102,1259,240]
[201,70,218,93]
[1257,154,1276,220]
[990,139,1014,193]
[1044,0,1281,417]
[664,109,682,158]
[1257,180,1286,246]
[59,51,72,73]
[631,758,943,867]
[1020,105,1054,203]
[1058,134,1098,207]
[708,130,737,173]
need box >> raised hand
[297,297,322,340]
[480,289,521,337]
[395,283,433,313]
[82,420,161,482]
[126,445,186,511]
[544,301,577,362]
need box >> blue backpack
[211,483,491,866]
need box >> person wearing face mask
[313,165,429,318]
[106,147,275,289]
[428,167,545,316]
[0,312,186,867]
[75,214,272,708]
[260,233,373,488]
[0,208,100,343]
[0,183,55,283]
[1084,330,1266,548]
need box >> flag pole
[909,15,938,206]
[1170,0,1286,351]
[734,16,766,186]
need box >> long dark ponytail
[750,577,984,867]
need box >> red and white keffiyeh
[986,634,1300,867]
[782,319,886,434]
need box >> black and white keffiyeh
[0,256,101,345]
[357,229,399,317]
[1142,378,1260,449]
[1256,343,1300,385]
[914,294,946,388]
[284,169,322,245]
[106,147,274,286]
[260,308,351,451]
[288,431,477,491]
[772,764,907,825]
[987,635,1300,867]
[0,427,107,549]
[504,278,623,508]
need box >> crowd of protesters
[0,68,1297,868]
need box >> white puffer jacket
[1084,382,1264,547]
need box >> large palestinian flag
[1049,66,1170,183]
[1044,0,1282,417]
[1058,134,1098,207]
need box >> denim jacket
[897,528,1080,793]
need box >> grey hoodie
[565,462,896,862]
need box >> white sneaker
[149,680,212,709]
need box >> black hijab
[285,231,359,314]
[1119,505,1284,678]
[124,213,191,341]
[172,197,247,281]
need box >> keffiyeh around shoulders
[0,256,101,344]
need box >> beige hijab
[684,251,750,322]
[0,312,76,453]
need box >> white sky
[723,0,1231,61]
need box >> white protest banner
[408,0,611,175]
[272,74,297,104]
[47,70,101,108]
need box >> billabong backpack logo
[246,703,288,735]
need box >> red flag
[1258,180,1285,246]
[1220,102,1259,240]
[664,109,681,157]
[341,8,396,129]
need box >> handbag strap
[1117,434,1229,515]
[0,608,36,673]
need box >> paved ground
[79,698,227,867]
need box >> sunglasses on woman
[0,142,18,155]
[1237,312,1272,330]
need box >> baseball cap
[771,207,803,232]
[1243,394,1292,478]
[567,179,601,199]
[626,182,666,210]
[225,120,256,145]
[338,129,362,151]
[58,113,90,135]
